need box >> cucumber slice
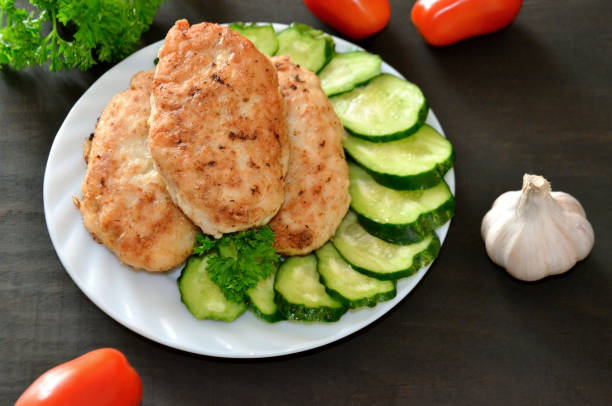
[316,242,396,308]
[343,124,455,190]
[178,255,247,321]
[275,23,334,73]
[330,74,429,142]
[332,212,440,280]
[274,255,346,322]
[318,51,381,96]
[229,23,279,56]
[349,163,454,244]
[246,270,284,323]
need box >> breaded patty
[149,20,288,238]
[269,56,350,255]
[77,71,198,272]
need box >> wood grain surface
[1,1,611,404]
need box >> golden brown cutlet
[149,20,289,238]
[78,70,198,272]
[269,56,350,255]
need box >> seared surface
[78,71,198,272]
[149,20,288,238]
[269,56,350,255]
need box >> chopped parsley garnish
[193,226,280,303]
[193,233,216,256]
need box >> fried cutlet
[149,20,289,238]
[77,71,198,272]
[268,56,350,255]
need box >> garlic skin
[481,174,594,281]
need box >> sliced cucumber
[247,270,284,323]
[343,124,454,190]
[275,23,334,73]
[178,255,247,321]
[316,242,396,308]
[318,51,381,96]
[330,73,429,142]
[229,23,279,56]
[349,163,454,244]
[274,255,346,322]
[332,211,440,280]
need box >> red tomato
[303,0,391,40]
[15,348,142,406]
[411,0,523,46]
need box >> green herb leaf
[193,233,217,256]
[204,226,280,303]
[0,0,163,71]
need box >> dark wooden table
[2,1,611,404]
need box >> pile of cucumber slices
[178,23,456,323]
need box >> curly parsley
[193,233,216,256]
[0,0,163,71]
[193,227,280,303]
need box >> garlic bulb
[481,174,594,281]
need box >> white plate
[43,23,455,358]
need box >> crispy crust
[78,71,198,272]
[269,56,350,255]
[149,20,288,237]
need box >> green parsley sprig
[193,233,216,256]
[0,0,163,71]
[193,227,280,303]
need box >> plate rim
[43,22,455,358]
